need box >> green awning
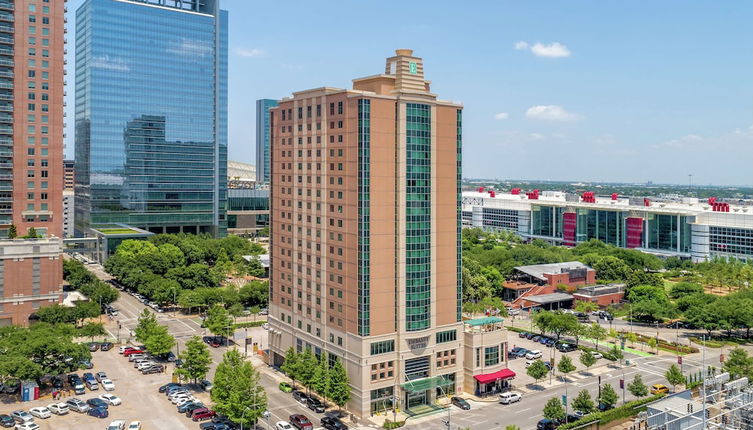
[463,316,504,327]
[401,375,453,392]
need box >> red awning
[473,369,516,385]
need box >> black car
[563,414,581,424]
[321,416,348,430]
[537,418,558,430]
[598,403,613,412]
[183,403,207,416]
[159,383,182,393]
[306,396,326,413]
[451,396,470,410]
[575,312,590,321]
[0,415,14,428]
[557,343,576,353]
[518,331,528,338]
[292,390,309,404]
[68,374,81,386]
[87,398,109,409]
[598,311,614,321]
[52,375,65,389]
[508,347,524,358]
[100,342,113,351]
[324,410,348,420]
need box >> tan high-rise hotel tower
[268,50,463,417]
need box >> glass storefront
[646,214,691,253]
[576,209,625,246]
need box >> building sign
[409,61,417,74]
[407,336,429,350]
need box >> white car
[108,420,126,430]
[10,410,33,423]
[136,361,155,370]
[591,351,603,359]
[506,308,520,316]
[47,403,69,415]
[525,350,542,360]
[101,379,116,391]
[128,422,141,430]
[99,393,122,406]
[525,359,536,368]
[29,407,51,419]
[276,422,293,430]
[499,392,522,404]
[14,423,39,430]
[175,397,197,406]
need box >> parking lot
[0,346,209,430]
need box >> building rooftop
[574,283,626,297]
[464,316,504,327]
[648,394,703,417]
[90,224,153,237]
[525,293,574,305]
[514,262,590,282]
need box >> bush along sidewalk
[558,394,666,430]
[233,321,267,329]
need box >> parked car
[451,396,470,410]
[80,360,94,369]
[95,372,108,382]
[87,398,109,410]
[87,407,109,418]
[123,349,145,357]
[0,415,13,428]
[598,403,614,412]
[292,390,309,404]
[159,383,181,393]
[28,407,51,419]
[320,416,348,430]
[545,338,557,347]
[127,422,141,430]
[89,343,100,352]
[537,418,558,430]
[288,414,313,430]
[47,403,69,415]
[508,347,524,358]
[531,335,541,342]
[306,396,326,413]
[557,343,576,353]
[276,422,294,430]
[191,408,216,422]
[99,394,122,406]
[598,311,614,321]
[525,350,543,360]
[279,382,293,392]
[525,333,536,340]
[142,364,164,374]
[85,378,99,390]
[590,351,603,359]
[178,402,205,414]
[200,379,214,392]
[514,348,530,358]
[650,384,669,395]
[539,337,550,345]
[499,392,522,404]
[507,308,520,316]
[575,312,590,322]
[100,342,114,351]
[10,411,33,424]
[66,398,90,413]
[108,420,126,430]
[518,331,528,338]
[101,379,116,391]
[136,361,156,370]
[51,375,65,389]
[13,423,39,430]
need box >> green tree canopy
[723,348,753,380]
[134,308,159,343]
[205,305,234,338]
[177,336,211,383]
[599,383,619,409]
[573,389,595,415]
[628,374,648,398]
[664,364,686,392]
[580,350,597,371]
[143,325,175,356]
[527,360,549,383]
[212,349,267,427]
[543,397,566,422]
[327,358,351,410]
[281,347,302,389]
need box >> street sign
[561,395,567,406]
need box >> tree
[7,224,16,239]
[143,325,175,356]
[527,360,549,384]
[79,322,105,342]
[212,349,267,428]
[664,364,686,392]
[575,301,599,315]
[598,383,619,409]
[505,426,521,430]
[628,374,648,397]
[669,282,704,299]
[591,256,632,281]
[24,227,39,238]
[239,280,269,308]
[533,311,579,341]
[573,389,595,415]
[557,355,576,381]
[228,303,245,323]
[35,305,76,325]
[312,353,330,401]
[134,308,159,343]
[327,357,351,410]
[280,347,302,389]
[579,351,597,372]
[608,345,624,365]
[723,348,753,380]
[588,322,608,350]
[177,336,211,383]
[543,397,566,422]
[205,305,234,340]
[298,348,318,395]
[71,301,100,327]
[647,337,658,354]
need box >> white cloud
[514,41,571,58]
[530,42,571,58]
[494,112,509,120]
[236,48,265,58]
[525,105,581,121]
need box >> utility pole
[702,335,707,430]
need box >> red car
[289,414,314,430]
[190,408,216,421]
[123,349,145,356]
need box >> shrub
[233,321,267,329]
[557,394,666,430]
[383,420,405,429]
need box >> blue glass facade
[74,0,227,236]
[255,99,278,184]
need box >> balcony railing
[0,3,13,12]
[0,25,12,34]
[0,47,12,56]
[0,58,13,66]
[0,81,12,90]
[0,103,11,112]
[0,114,12,123]
[0,93,12,101]
[0,137,11,145]
[0,13,13,23]
[0,126,12,134]
[0,35,12,45]
[0,70,12,78]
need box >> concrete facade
[268,50,463,417]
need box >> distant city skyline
[63,0,753,185]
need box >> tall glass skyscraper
[74,0,228,236]
[255,99,278,184]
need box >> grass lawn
[689,336,749,349]
[97,228,140,235]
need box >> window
[370,340,395,356]
[337,101,343,114]
[436,330,457,344]
[484,346,500,366]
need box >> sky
[64,0,753,186]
